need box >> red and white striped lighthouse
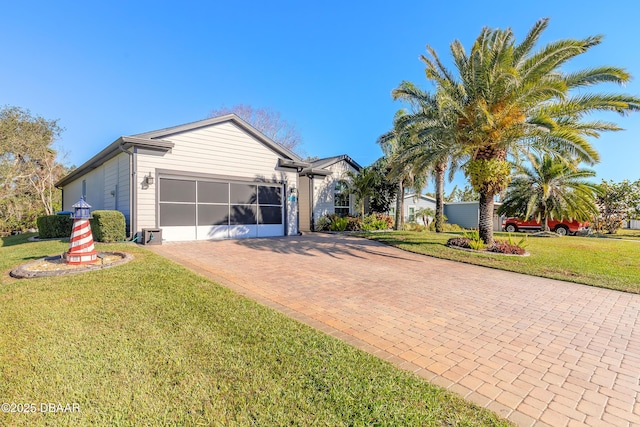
[65,197,97,265]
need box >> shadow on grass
[0,233,38,247]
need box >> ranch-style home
[55,114,361,242]
[395,193,504,231]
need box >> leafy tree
[593,179,640,233]
[446,185,479,202]
[421,18,640,244]
[497,154,601,231]
[367,159,398,213]
[209,104,303,154]
[0,106,66,232]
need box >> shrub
[90,210,126,242]
[329,216,349,232]
[36,215,74,239]
[361,214,388,231]
[463,229,485,251]
[315,215,332,231]
[346,216,362,231]
[403,222,427,232]
[488,240,526,255]
[446,237,471,248]
[375,213,394,229]
[427,222,465,232]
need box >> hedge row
[37,210,126,243]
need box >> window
[408,206,415,222]
[389,207,395,217]
[334,180,350,217]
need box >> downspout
[118,141,136,240]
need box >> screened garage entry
[158,177,284,241]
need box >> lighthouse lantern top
[72,197,92,219]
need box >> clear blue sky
[3,1,639,191]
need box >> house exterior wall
[444,203,479,229]
[627,220,640,230]
[403,195,436,225]
[62,152,130,228]
[311,160,357,223]
[444,202,503,231]
[102,154,130,219]
[135,121,298,236]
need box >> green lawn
[0,234,510,426]
[361,231,640,293]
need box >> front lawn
[0,234,509,426]
[361,231,640,293]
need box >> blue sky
[3,1,639,192]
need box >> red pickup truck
[502,217,589,236]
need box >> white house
[55,115,360,242]
[392,194,503,230]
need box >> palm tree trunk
[434,162,446,233]
[395,180,404,230]
[478,191,495,245]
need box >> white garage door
[158,177,284,241]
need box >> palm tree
[422,18,640,244]
[346,167,377,220]
[390,82,464,233]
[377,111,428,230]
[498,153,601,232]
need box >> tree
[209,104,303,154]
[346,167,378,220]
[414,207,435,225]
[446,185,479,202]
[497,154,601,231]
[0,106,66,232]
[593,179,640,233]
[377,110,428,230]
[390,82,464,233]
[422,18,640,244]
[367,159,398,213]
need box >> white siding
[404,195,436,225]
[62,153,130,228]
[312,160,358,222]
[63,164,104,210]
[135,121,298,236]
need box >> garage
[158,177,284,241]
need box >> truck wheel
[555,225,569,236]
[505,224,518,233]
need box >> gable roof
[55,136,175,187]
[404,193,437,204]
[56,114,302,188]
[310,155,362,171]
[134,114,302,161]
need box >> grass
[591,228,640,240]
[360,230,640,294]
[0,234,510,426]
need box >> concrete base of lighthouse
[64,250,98,265]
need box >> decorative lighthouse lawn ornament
[66,197,98,265]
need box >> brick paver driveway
[150,234,640,426]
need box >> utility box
[141,228,162,245]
